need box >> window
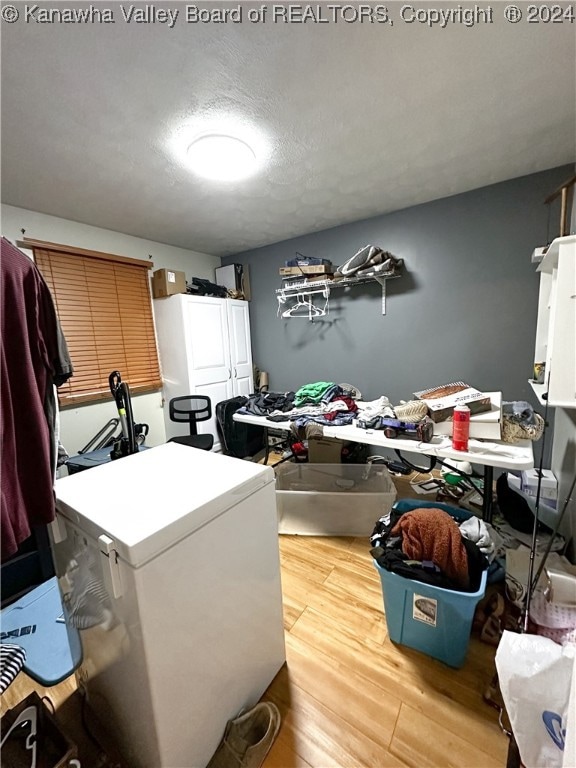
[23,238,162,406]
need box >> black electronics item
[187,277,228,298]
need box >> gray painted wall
[572,174,576,234]
[225,165,572,414]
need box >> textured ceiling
[2,4,575,256]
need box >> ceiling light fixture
[186,134,257,181]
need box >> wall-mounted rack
[276,269,402,320]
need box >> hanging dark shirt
[1,238,73,558]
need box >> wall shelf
[531,246,548,264]
[276,269,402,320]
[528,379,547,406]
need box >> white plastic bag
[495,631,576,768]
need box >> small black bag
[496,473,552,534]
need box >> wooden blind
[32,244,161,406]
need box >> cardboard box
[308,437,344,463]
[413,382,492,423]
[305,274,335,283]
[433,392,502,439]
[521,469,557,508]
[152,268,187,298]
[279,265,333,276]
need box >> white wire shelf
[276,269,403,319]
[276,269,402,295]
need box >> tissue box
[521,469,557,509]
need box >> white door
[227,300,254,397]
[182,297,234,449]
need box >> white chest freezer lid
[54,443,275,567]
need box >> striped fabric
[66,551,112,630]
[0,643,26,693]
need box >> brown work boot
[206,701,281,768]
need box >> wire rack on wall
[276,270,403,321]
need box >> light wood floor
[261,533,507,768]
[1,469,508,767]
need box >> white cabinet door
[182,297,234,447]
[183,297,233,389]
[227,300,254,397]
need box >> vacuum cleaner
[108,370,140,460]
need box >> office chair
[168,396,214,451]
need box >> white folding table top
[233,412,534,470]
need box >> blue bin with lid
[373,499,487,668]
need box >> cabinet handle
[234,367,238,378]
[99,534,123,598]
[228,368,232,380]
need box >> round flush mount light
[186,134,257,181]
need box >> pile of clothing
[237,380,441,445]
[239,391,296,417]
[371,506,491,593]
[337,244,404,279]
[238,381,398,430]
[238,381,363,429]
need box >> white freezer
[51,443,286,768]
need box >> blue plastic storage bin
[374,499,487,668]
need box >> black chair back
[169,396,212,436]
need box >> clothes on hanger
[1,237,73,558]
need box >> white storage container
[275,463,396,536]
